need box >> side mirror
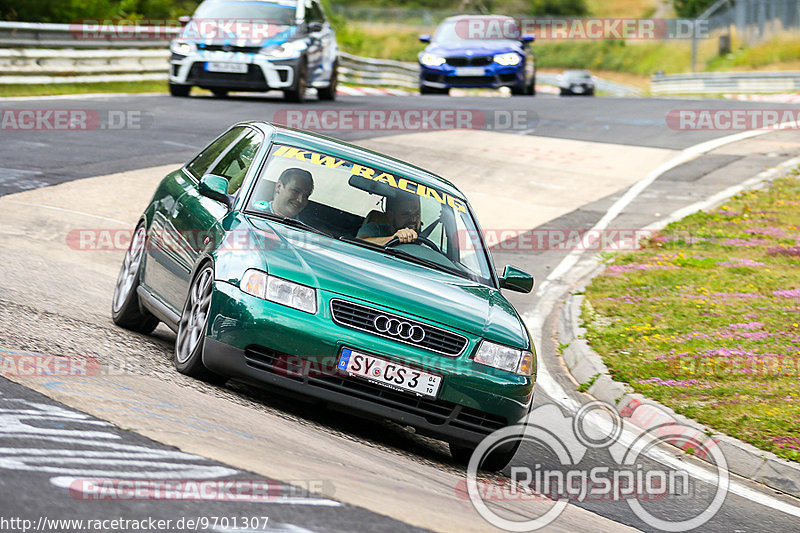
[178,15,191,26]
[419,34,431,43]
[499,265,534,293]
[199,174,234,210]
[308,21,324,32]
[522,35,535,43]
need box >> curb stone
[559,280,800,497]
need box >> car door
[144,126,258,314]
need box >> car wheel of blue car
[111,224,159,334]
[175,263,226,383]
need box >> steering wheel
[385,235,443,254]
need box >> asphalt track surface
[1,91,800,532]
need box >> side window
[305,0,324,24]
[209,129,263,194]
[186,127,246,180]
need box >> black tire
[174,263,227,384]
[317,61,337,101]
[169,83,191,97]
[449,438,521,472]
[112,224,159,334]
[284,59,307,103]
[528,75,536,96]
[420,85,449,95]
[211,89,229,98]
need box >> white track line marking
[527,124,800,518]
[6,200,129,225]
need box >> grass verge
[0,81,167,98]
[582,173,800,462]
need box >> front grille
[446,56,493,67]
[198,44,262,54]
[330,299,468,356]
[444,75,493,86]
[187,63,268,89]
[242,345,506,434]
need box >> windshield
[194,0,296,25]
[565,71,591,80]
[245,144,495,286]
[433,18,520,43]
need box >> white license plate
[205,62,248,74]
[454,66,485,76]
[338,348,442,398]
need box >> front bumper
[169,51,298,91]
[203,281,534,446]
[420,64,524,89]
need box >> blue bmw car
[418,15,535,95]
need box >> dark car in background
[418,15,535,95]
[558,69,595,96]
[168,0,338,102]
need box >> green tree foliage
[672,0,716,18]
[0,0,200,22]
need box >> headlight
[260,43,302,59]
[419,53,446,67]
[493,53,521,66]
[170,40,196,56]
[240,269,317,314]
[474,340,533,375]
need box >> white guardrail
[651,71,800,95]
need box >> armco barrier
[0,21,643,96]
[651,71,800,95]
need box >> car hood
[424,40,523,57]
[241,218,528,347]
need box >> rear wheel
[211,89,229,98]
[284,59,307,103]
[317,61,338,101]
[169,83,191,97]
[174,263,226,384]
[112,224,159,334]
[449,438,521,472]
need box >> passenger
[357,193,421,246]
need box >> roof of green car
[244,121,467,200]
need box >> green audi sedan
[112,122,535,469]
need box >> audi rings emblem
[373,315,426,343]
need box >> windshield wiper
[339,236,470,280]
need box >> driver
[357,193,421,246]
[262,168,314,219]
